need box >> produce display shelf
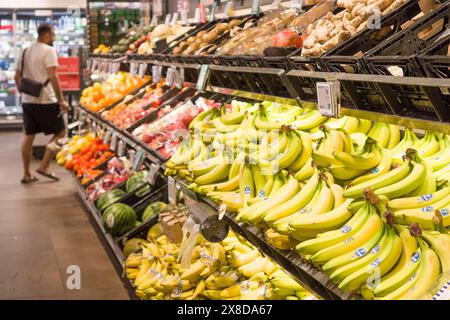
[172,179,360,301]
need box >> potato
[229,19,241,29]
[202,33,210,42]
[173,47,182,55]
[197,30,207,37]
[178,41,188,50]
[187,37,195,44]
[216,23,229,34]
[207,30,218,42]
[184,46,194,55]
[194,38,203,46]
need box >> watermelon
[96,189,126,212]
[141,201,167,222]
[126,171,148,193]
[102,203,137,236]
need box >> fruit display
[92,44,111,55]
[170,18,247,56]
[80,72,150,113]
[136,23,194,55]
[161,97,450,299]
[58,135,114,184]
[85,157,133,201]
[124,225,317,300]
[101,82,167,129]
[133,97,221,159]
[56,132,96,167]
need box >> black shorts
[22,103,66,135]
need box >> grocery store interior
[0,0,449,301]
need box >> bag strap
[21,46,50,87]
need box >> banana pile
[124,225,315,300]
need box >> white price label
[218,203,227,220]
[168,176,177,205]
[252,0,261,15]
[152,65,163,83]
[210,2,217,21]
[290,0,304,10]
[110,133,118,152]
[87,59,92,71]
[103,130,112,144]
[130,62,138,77]
[173,68,184,89]
[133,148,146,171]
[117,140,125,157]
[165,67,176,86]
[223,1,234,18]
[196,65,210,91]
[180,10,188,23]
[170,12,179,26]
[317,82,340,118]
[113,62,121,74]
[150,15,158,26]
[138,63,148,79]
[194,8,201,23]
[128,149,136,165]
[165,14,172,25]
[147,163,160,186]
[272,0,282,7]
[91,59,98,72]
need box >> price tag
[152,65,163,83]
[128,149,136,165]
[316,81,340,118]
[210,2,217,21]
[170,12,179,26]
[271,0,282,7]
[180,10,188,23]
[165,67,176,86]
[147,163,160,186]
[251,0,261,15]
[138,63,148,79]
[168,176,178,205]
[87,58,92,71]
[194,8,201,23]
[113,62,121,74]
[150,15,158,26]
[165,14,172,25]
[223,1,234,18]
[173,68,184,89]
[110,133,118,152]
[103,129,112,144]
[133,148,146,171]
[117,140,125,157]
[91,59,97,72]
[218,203,227,220]
[130,62,138,77]
[196,65,210,91]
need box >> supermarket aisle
[0,131,129,300]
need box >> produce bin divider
[417,33,450,79]
[365,55,425,77]
[319,56,370,75]
[289,56,323,72]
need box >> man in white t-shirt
[15,23,69,183]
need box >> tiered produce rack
[72,0,450,301]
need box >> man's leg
[38,129,66,173]
[21,134,35,179]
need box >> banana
[269,131,303,171]
[342,116,360,134]
[291,110,327,130]
[338,227,402,292]
[263,172,319,224]
[203,175,240,193]
[180,260,207,281]
[251,165,266,197]
[229,250,260,268]
[374,272,419,300]
[294,159,315,181]
[255,107,285,130]
[287,198,354,239]
[270,270,304,291]
[327,225,387,283]
[387,124,401,150]
[263,260,278,276]
[393,196,450,229]
[333,144,381,170]
[425,135,450,171]
[201,289,225,300]
[368,122,390,148]
[374,162,425,199]
[350,148,392,186]
[189,155,223,177]
[289,131,313,171]
[194,162,231,185]
[295,202,370,256]
[357,119,373,134]
[205,270,240,289]
[190,108,220,131]
[331,184,345,208]
[309,204,383,265]
[171,137,202,165]
[416,132,441,158]
[238,257,267,277]
[343,162,411,199]
[420,230,450,273]
[397,240,441,300]
[239,163,255,208]
[259,176,275,199]
[325,116,348,130]
[380,225,419,282]
[370,248,422,297]
[406,161,436,196]
[391,129,418,164]
[236,175,301,224]
[330,164,367,181]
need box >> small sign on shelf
[168,176,178,205]
[147,163,160,186]
[133,148,146,171]
[196,65,210,91]
[316,81,340,118]
[138,63,148,79]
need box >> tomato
[65,160,74,170]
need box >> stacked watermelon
[102,203,137,236]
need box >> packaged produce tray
[365,1,450,76]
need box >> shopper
[15,23,69,184]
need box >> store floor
[0,131,129,300]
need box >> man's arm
[47,66,68,111]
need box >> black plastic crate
[319,56,370,74]
[365,55,425,77]
[289,56,322,72]
[367,1,450,57]
[239,55,265,68]
[417,32,450,78]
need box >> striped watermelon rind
[102,203,137,236]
